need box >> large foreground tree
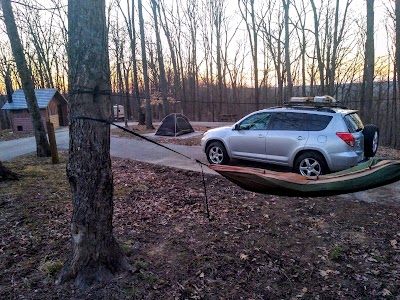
[57,0,131,288]
[1,0,51,157]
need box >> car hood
[207,126,233,133]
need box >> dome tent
[155,113,194,137]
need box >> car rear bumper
[329,152,359,172]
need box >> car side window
[239,112,271,130]
[270,112,306,131]
[307,114,333,131]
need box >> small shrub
[329,245,344,261]
[39,260,64,277]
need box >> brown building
[1,89,68,132]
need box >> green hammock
[209,158,400,197]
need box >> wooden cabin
[1,89,68,133]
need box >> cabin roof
[1,88,64,110]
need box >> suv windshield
[344,113,364,133]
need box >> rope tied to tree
[68,87,112,97]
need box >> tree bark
[57,0,132,288]
[138,0,154,129]
[117,0,144,124]
[214,0,223,116]
[282,0,293,100]
[151,0,169,117]
[130,0,144,124]
[159,4,181,104]
[1,0,51,157]
[395,0,400,148]
[362,0,375,123]
[238,0,260,109]
[310,0,325,94]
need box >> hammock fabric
[209,158,400,197]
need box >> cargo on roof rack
[284,95,347,109]
[290,95,336,103]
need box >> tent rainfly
[155,113,194,137]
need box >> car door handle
[297,136,306,140]
[259,134,264,138]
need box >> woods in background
[0,0,400,147]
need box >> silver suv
[201,97,379,176]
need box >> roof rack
[283,95,348,109]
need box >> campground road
[1,126,400,204]
[0,126,214,174]
[110,137,211,173]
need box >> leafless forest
[0,0,400,147]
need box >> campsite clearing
[1,149,400,299]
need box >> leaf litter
[0,147,400,299]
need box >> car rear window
[306,114,332,131]
[344,113,364,133]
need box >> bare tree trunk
[1,0,51,157]
[123,64,132,123]
[329,0,351,96]
[282,0,293,99]
[362,0,375,123]
[293,1,307,97]
[175,3,188,115]
[261,3,284,104]
[213,0,224,116]
[151,0,169,117]
[395,0,400,148]
[159,3,181,103]
[238,0,260,110]
[1,65,13,130]
[118,0,144,124]
[310,0,325,94]
[5,64,14,102]
[138,0,154,129]
[57,0,132,288]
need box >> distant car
[201,96,379,177]
[113,104,125,120]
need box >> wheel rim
[209,146,224,164]
[372,131,378,153]
[299,158,321,177]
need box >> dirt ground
[1,132,400,299]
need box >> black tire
[206,141,230,165]
[294,151,329,177]
[363,124,379,158]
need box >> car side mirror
[233,124,240,130]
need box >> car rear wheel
[206,141,230,165]
[294,152,328,177]
[363,124,379,158]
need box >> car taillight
[336,132,355,147]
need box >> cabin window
[17,126,23,131]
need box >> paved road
[0,122,230,174]
[2,123,400,203]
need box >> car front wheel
[294,152,328,177]
[206,141,230,165]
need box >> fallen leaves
[239,253,249,260]
[1,152,400,299]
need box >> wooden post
[46,121,59,164]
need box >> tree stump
[0,161,18,181]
